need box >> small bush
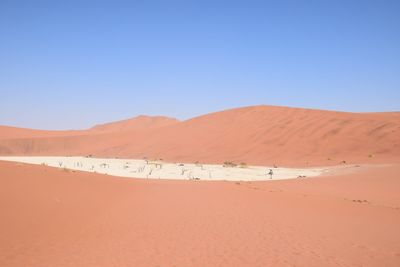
[223,161,237,167]
[239,162,247,168]
[352,199,368,203]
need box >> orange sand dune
[113,106,400,166]
[0,115,178,156]
[0,125,85,140]
[0,105,399,166]
[0,115,178,139]
[1,160,399,267]
[89,115,179,133]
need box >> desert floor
[0,160,399,267]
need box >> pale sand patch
[0,156,331,181]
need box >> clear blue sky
[1,0,399,130]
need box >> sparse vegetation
[239,162,247,168]
[181,168,187,175]
[223,161,237,167]
[352,199,369,203]
[100,163,108,168]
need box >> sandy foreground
[0,160,399,266]
[0,156,326,181]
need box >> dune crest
[89,115,179,133]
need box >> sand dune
[112,106,400,166]
[0,115,179,156]
[0,105,399,166]
[0,115,178,139]
[0,125,84,140]
[1,160,399,267]
[89,115,179,133]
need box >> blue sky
[0,0,399,130]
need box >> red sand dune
[0,115,178,139]
[1,160,399,267]
[89,115,179,133]
[0,125,84,139]
[0,105,399,166]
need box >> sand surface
[1,160,399,266]
[1,105,399,167]
[0,156,326,181]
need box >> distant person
[268,169,273,179]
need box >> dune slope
[1,161,399,267]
